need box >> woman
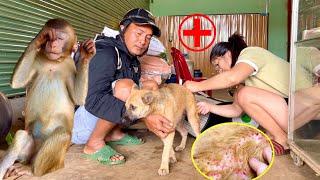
[184,33,289,155]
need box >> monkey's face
[45,30,73,61]
[123,23,153,56]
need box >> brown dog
[125,83,200,176]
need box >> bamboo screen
[155,14,268,77]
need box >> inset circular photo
[192,122,274,180]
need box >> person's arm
[198,101,243,118]
[85,46,126,124]
[184,63,254,92]
[211,103,243,118]
[198,88,243,117]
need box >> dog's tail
[185,92,200,137]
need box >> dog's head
[125,85,155,120]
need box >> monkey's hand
[33,28,56,50]
[79,39,96,64]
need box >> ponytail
[228,33,247,67]
[210,33,247,67]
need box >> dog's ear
[142,92,154,105]
[131,84,139,91]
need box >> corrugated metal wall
[0,0,149,97]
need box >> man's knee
[113,79,135,101]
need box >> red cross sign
[178,14,216,52]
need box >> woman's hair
[210,33,248,67]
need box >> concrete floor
[0,127,319,180]
[1,91,319,179]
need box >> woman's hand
[183,80,200,92]
[197,101,212,115]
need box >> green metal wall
[0,0,149,97]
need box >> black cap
[120,8,161,37]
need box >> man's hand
[183,80,199,92]
[143,114,174,138]
[79,39,96,63]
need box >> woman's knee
[236,86,254,106]
[113,79,135,101]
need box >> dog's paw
[170,156,177,163]
[158,168,169,176]
[175,145,185,151]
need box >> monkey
[0,18,96,179]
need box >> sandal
[271,140,290,156]
[107,134,144,146]
[82,145,125,165]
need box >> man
[72,8,174,165]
